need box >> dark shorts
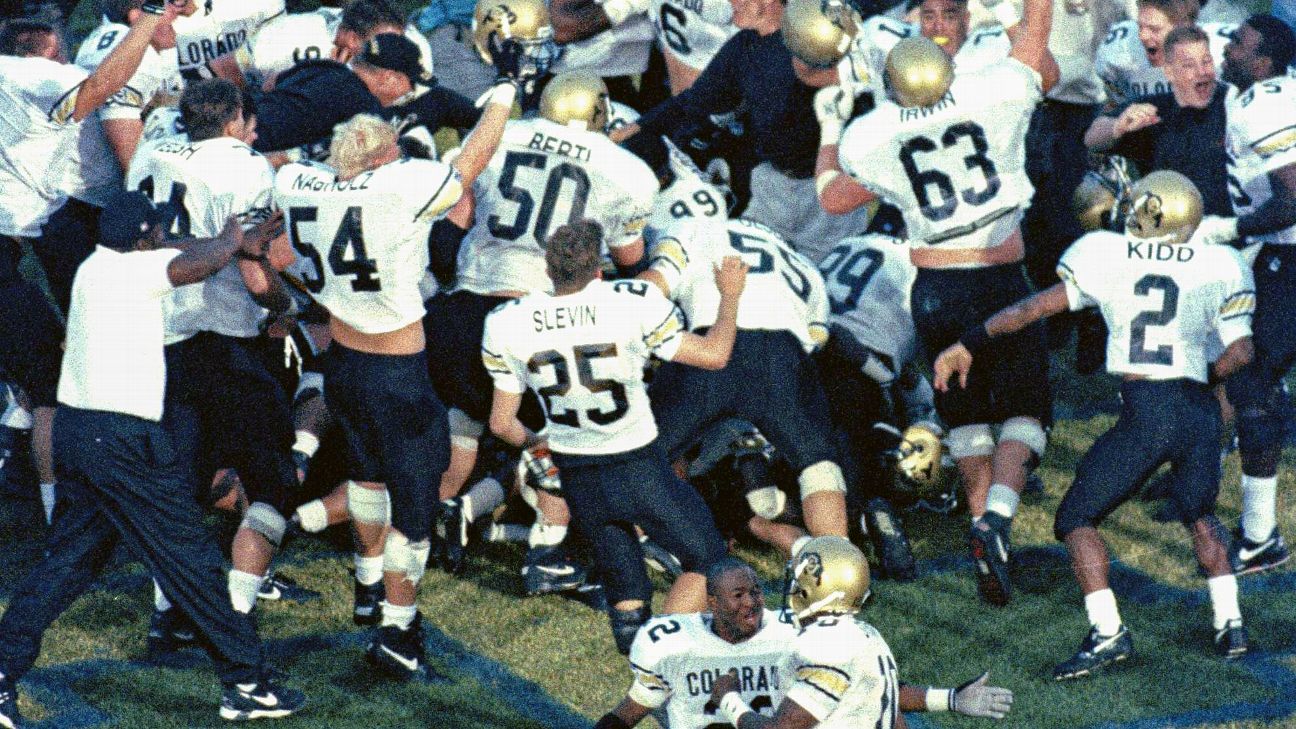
[815,332,892,500]
[1225,245,1296,451]
[1055,379,1221,539]
[555,441,726,604]
[911,263,1052,428]
[324,343,447,541]
[651,329,837,471]
[0,280,63,408]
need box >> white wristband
[600,0,637,25]
[925,687,955,712]
[993,2,1020,28]
[719,692,753,725]
[819,121,844,147]
[487,81,518,108]
[815,170,842,197]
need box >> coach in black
[0,192,303,728]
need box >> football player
[1194,14,1296,576]
[934,171,1256,676]
[471,0,564,105]
[811,0,1059,605]
[1093,0,1234,105]
[548,0,660,108]
[171,0,284,84]
[273,72,515,676]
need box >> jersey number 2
[1129,274,1179,365]
[528,344,629,428]
[287,206,381,293]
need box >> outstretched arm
[933,283,1068,391]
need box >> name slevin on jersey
[838,58,1039,252]
[1057,231,1254,383]
[1226,74,1296,245]
[1095,20,1234,104]
[819,233,917,365]
[483,279,686,455]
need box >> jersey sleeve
[640,289,687,361]
[647,234,691,294]
[78,27,159,123]
[1213,250,1256,349]
[40,62,91,126]
[1235,80,1296,175]
[783,628,857,721]
[1056,234,1105,311]
[806,264,830,350]
[408,160,464,223]
[604,161,657,249]
[626,619,675,709]
[481,306,527,394]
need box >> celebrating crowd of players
[0,0,1293,724]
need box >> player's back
[1058,231,1254,383]
[173,0,285,81]
[236,8,336,81]
[781,617,900,729]
[649,0,739,71]
[1226,73,1296,245]
[819,233,917,364]
[276,158,460,334]
[628,611,795,729]
[838,58,1040,251]
[127,135,273,238]
[458,117,658,296]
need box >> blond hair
[328,113,399,180]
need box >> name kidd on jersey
[291,171,375,192]
[534,304,597,332]
[899,91,956,122]
[1127,240,1196,262]
[683,664,782,696]
[528,133,593,162]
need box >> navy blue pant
[33,197,100,315]
[0,407,264,685]
[555,441,726,605]
[1055,380,1221,540]
[1225,245,1296,454]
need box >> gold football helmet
[781,0,859,68]
[1124,170,1203,245]
[540,71,611,133]
[895,422,943,489]
[785,536,871,628]
[884,36,954,108]
[1072,172,1119,232]
[472,0,559,75]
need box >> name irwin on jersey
[683,664,782,696]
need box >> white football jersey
[648,140,729,232]
[142,105,185,142]
[64,23,179,208]
[1095,20,1234,105]
[556,3,657,78]
[649,218,828,353]
[173,0,285,81]
[0,56,87,237]
[275,158,462,334]
[1057,232,1254,383]
[626,610,797,728]
[1226,74,1296,245]
[819,233,917,365]
[481,278,686,455]
[838,58,1039,252]
[127,135,276,341]
[457,117,658,295]
[838,17,1010,100]
[781,617,901,729]
[649,0,738,71]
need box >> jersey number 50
[487,151,591,245]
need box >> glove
[1193,215,1241,247]
[141,0,182,14]
[491,37,528,82]
[475,78,520,109]
[814,85,853,146]
[952,672,1013,720]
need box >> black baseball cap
[98,191,174,251]
[357,33,431,86]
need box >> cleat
[1231,528,1291,576]
[147,608,198,659]
[353,579,384,626]
[969,512,1012,606]
[365,614,444,683]
[257,572,320,603]
[522,545,587,596]
[1023,473,1045,496]
[639,535,683,580]
[1214,619,1248,659]
[434,497,470,575]
[863,497,916,581]
[219,674,305,721]
[564,582,609,612]
[609,604,651,656]
[1053,625,1133,680]
[0,673,21,729]
[292,450,311,485]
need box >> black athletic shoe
[609,605,651,655]
[969,512,1012,606]
[639,535,684,579]
[863,497,916,581]
[257,572,320,603]
[366,614,440,682]
[219,675,306,721]
[0,674,21,729]
[353,579,384,626]
[522,545,587,596]
[1053,625,1133,680]
[1231,528,1291,576]
[434,497,470,575]
[1214,619,1248,659]
[147,608,198,658]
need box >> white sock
[292,430,320,458]
[463,477,506,521]
[528,522,567,548]
[295,499,329,533]
[228,570,264,614]
[486,523,530,543]
[1207,574,1242,630]
[380,601,417,630]
[354,555,384,586]
[2,404,31,429]
[1240,475,1278,543]
[39,482,55,524]
[1083,589,1123,636]
[153,579,172,612]
[985,483,1020,520]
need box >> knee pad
[745,485,787,520]
[999,416,1047,464]
[292,371,323,409]
[383,530,430,586]
[241,502,287,547]
[448,407,484,451]
[947,424,995,460]
[798,460,847,501]
[1235,405,1287,454]
[1053,494,1101,542]
[347,481,391,526]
